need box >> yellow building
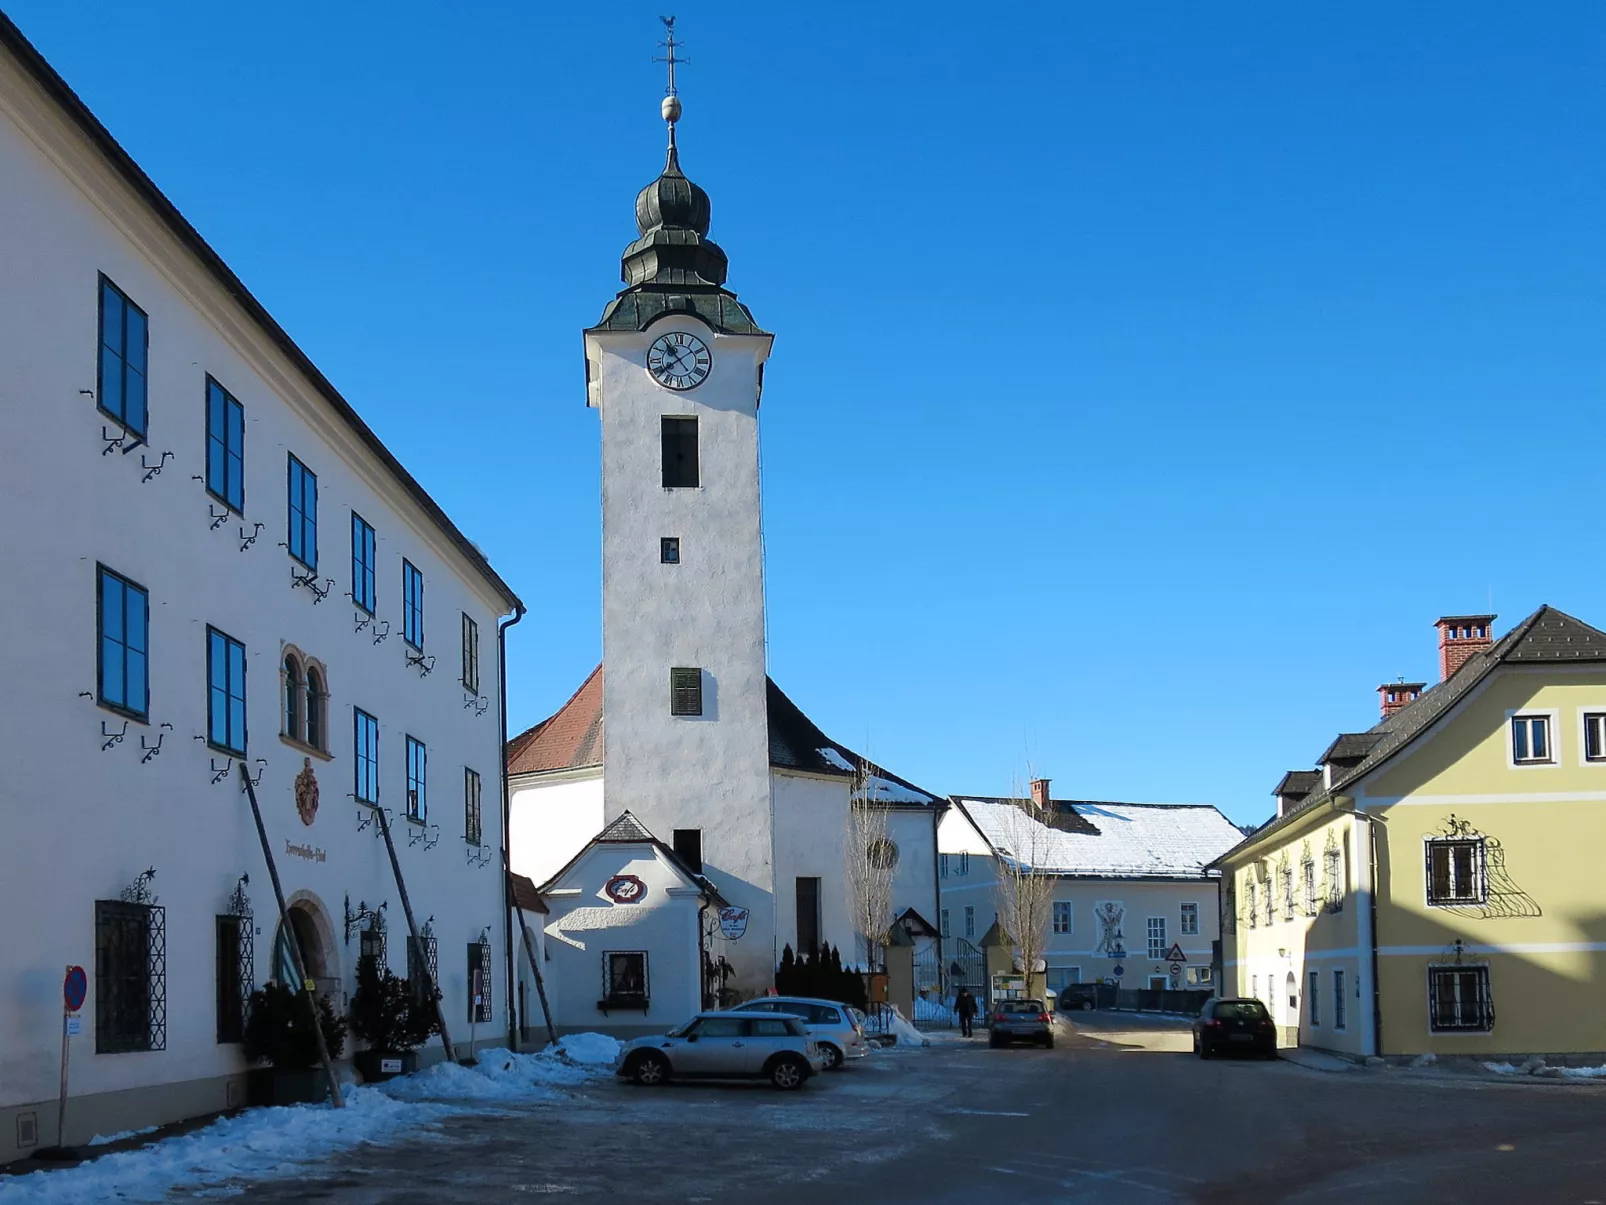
[1213,607,1606,1060]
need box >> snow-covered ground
[1485,1060,1606,1079]
[0,1036,622,1205]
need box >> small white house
[940,781,1244,999]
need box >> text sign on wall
[718,907,749,940]
[604,875,647,904]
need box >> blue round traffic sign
[1112,965,1125,979]
[64,966,87,1012]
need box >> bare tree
[990,781,1058,998]
[845,760,898,969]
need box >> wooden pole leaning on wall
[238,763,344,1108]
[517,909,557,1047]
[374,802,460,1064]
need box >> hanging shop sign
[604,874,647,904]
[717,906,750,940]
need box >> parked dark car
[1192,997,1277,1059]
[1055,983,1099,1011]
[988,999,1055,1049]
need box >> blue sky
[11,1,1603,824]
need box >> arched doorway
[273,899,341,1001]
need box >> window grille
[1308,970,1320,1026]
[1224,882,1236,934]
[408,929,439,1010]
[406,736,427,822]
[351,513,376,614]
[216,914,251,1043]
[207,628,247,755]
[670,667,703,716]
[1333,969,1347,1030]
[96,900,165,1053]
[1426,838,1486,906]
[469,935,493,1023]
[602,951,649,1009]
[98,275,149,437]
[1147,917,1166,959]
[464,768,483,846]
[286,454,318,570]
[461,613,480,693]
[402,560,425,650]
[1302,858,1317,916]
[97,566,149,720]
[1428,965,1493,1032]
[1281,866,1294,921]
[205,377,244,512]
[1246,881,1257,929]
[1324,845,1345,912]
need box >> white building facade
[507,92,940,1004]
[0,16,522,1162]
[940,785,1244,1000]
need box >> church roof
[506,665,942,807]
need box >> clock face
[646,331,712,391]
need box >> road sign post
[55,965,86,1151]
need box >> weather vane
[654,16,687,146]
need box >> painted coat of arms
[294,757,320,826]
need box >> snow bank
[1559,1065,1606,1079]
[379,1042,615,1101]
[557,1032,622,1066]
[1484,1061,1522,1075]
[85,1125,157,1147]
[0,1087,461,1204]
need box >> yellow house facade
[1214,607,1606,1060]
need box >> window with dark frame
[98,275,148,437]
[205,377,245,513]
[1429,965,1493,1032]
[461,613,479,693]
[351,513,376,614]
[670,667,703,717]
[1302,858,1317,916]
[304,664,325,751]
[406,735,427,822]
[282,654,302,739]
[603,950,648,1008]
[402,560,424,649]
[354,709,379,804]
[207,627,247,755]
[660,537,681,564]
[672,828,703,873]
[1053,901,1072,933]
[286,454,318,570]
[1426,838,1486,906]
[97,566,149,720]
[1180,901,1199,936]
[216,915,247,1043]
[465,768,483,846]
[1308,970,1320,1027]
[1147,917,1167,959]
[661,416,699,487]
[796,877,821,952]
[1511,714,1551,763]
[1586,713,1606,762]
[963,905,975,938]
[1281,866,1295,921]
[95,899,165,1053]
[1333,968,1347,1030]
[1325,846,1345,911]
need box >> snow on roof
[956,798,1243,879]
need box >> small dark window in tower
[661,537,681,564]
[672,828,703,873]
[661,416,699,488]
[669,667,703,717]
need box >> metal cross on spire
[653,16,688,158]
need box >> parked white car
[614,1011,825,1090]
[728,996,869,1069]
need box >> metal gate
[908,938,986,1031]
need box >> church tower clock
[582,27,777,991]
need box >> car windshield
[998,1000,1044,1013]
[1213,1002,1269,1020]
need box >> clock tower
[582,37,777,991]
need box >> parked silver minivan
[728,996,869,1069]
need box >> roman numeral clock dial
[646,331,712,391]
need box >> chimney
[1434,615,1496,682]
[1029,778,1050,811]
[1377,681,1426,719]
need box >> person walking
[956,987,978,1038]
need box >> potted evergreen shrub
[350,953,438,1082]
[242,981,348,1106]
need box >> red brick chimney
[1377,681,1426,719]
[1434,615,1496,682]
[1029,778,1051,810]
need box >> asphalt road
[226,1016,1606,1204]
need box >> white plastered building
[0,14,523,1162]
[507,95,940,1011]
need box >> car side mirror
[685,1034,699,1042]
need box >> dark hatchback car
[989,999,1055,1049]
[1193,998,1277,1059]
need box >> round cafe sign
[604,874,647,904]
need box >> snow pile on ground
[1484,1062,1522,1075]
[85,1125,157,1147]
[381,1039,619,1102]
[913,995,952,1023]
[1483,1059,1606,1079]
[0,1086,461,1204]
[1558,1065,1606,1079]
[556,1032,622,1066]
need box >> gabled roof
[953,797,1243,879]
[508,873,548,915]
[0,14,520,612]
[1216,605,1606,863]
[1272,770,1322,799]
[536,808,729,908]
[507,666,942,806]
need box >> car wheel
[632,1052,669,1086]
[769,1057,807,1090]
[819,1043,843,1071]
[988,1034,1002,1049]
[1042,1035,1054,1050]
[1198,1039,1211,1060]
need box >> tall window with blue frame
[351,513,376,613]
[354,709,379,805]
[405,736,426,822]
[98,276,148,438]
[286,455,318,569]
[402,560,424,649]
[207,627,247,754]
[97,566,148,720]
[205,378,244,513]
